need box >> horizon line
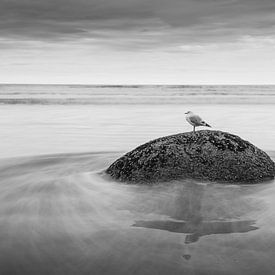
[1,83,275,86]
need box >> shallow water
[0,85,275,274]
[0,104,275,159]
[0,152,275,275]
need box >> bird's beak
[184,112,188,114]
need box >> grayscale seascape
[0,85,275,274]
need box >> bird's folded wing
[189,115,203,125]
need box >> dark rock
[106,130,275,183]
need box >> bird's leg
[193,125,195,133]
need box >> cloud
[0,0,275,50]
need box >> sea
[0,84,275,275]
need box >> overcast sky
[1,0,275,84]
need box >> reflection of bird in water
[185,111,211,133]
[182,254,191,260]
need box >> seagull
[185,111,211,133]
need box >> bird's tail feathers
[203,122,211,127]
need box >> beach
[0,85,275,274]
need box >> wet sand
[0,152,275,275]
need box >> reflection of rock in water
[171,181,203,224]
[133,219,258,243]
[132,182,258,244]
